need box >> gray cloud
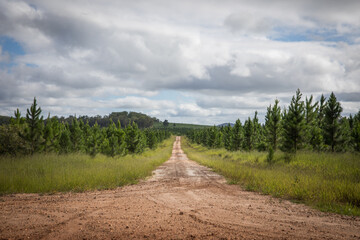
[0,0,359,124]
[337,93,360,102]
[224,13,273,34]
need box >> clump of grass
[266,146,274,164]
[0,137,174,194]
[182,137,360,216]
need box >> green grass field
[182,137,360,216]
[0,137,175,194]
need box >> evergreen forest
[0,98,170,156]
[187,89,360,154]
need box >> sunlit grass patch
[0,137,174,194]
[182,137,360,216]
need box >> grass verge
[0,137,174,194]
[182,137,360,216]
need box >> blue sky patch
[270,27,355,44]
[0,36,25,56]
[0,36,26,71]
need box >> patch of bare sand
[1,136,359,239]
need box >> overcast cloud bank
[1,0,359,124]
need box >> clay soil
[1,136,359,239]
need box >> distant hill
[0,116,11,125]
[153,122,210,129]
[217,123,234,127]
[153,121,210,135]
[0,111,159,129]
[61,111,160,128]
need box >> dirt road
[1,137,359,239]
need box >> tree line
[0,111,159,129]
[0,98,170,156]
[187,89,360,154]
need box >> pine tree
[116,121,127,155]
[137,130,147,153]
[223,124,232,151]
[145,129,158,149]
[100,120,120,156]
[351,111,360,151]
[87,122,101,156]
[70,118,84,152]
[309,122,323,152]
[125,122,143,153]
[206,126,219,148]
[243,117,253,151]
[11,108,25,126]
[23,97,44,154]
[265,99,281,150]
[82,120,92,154]
[318,94,327,131]
[59,123,71,154]
[281,89,306,153]
[0,108,27,155]
[252,111,261,149]
[339,117,352,151]
[323,92,343,152]
[304,95,319,149]
[353,121,360,152]
[231,119,243,151]
[43,114,54,152]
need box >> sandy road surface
[1,136,359,239]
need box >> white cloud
[0,0,359,124]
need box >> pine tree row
[187,89,360,153]
[0,98,171,156]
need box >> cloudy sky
[1,0,360,124]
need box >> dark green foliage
[223,124,232,151]
[265,99,281,150]
[163,119,169,127]
[100,121,122,156]
[281,89,306,153]
[75,111,159,128]
[323,92,343,152]
[186,90,359,154]
[353,121,360,151]
[125,122,146,154]
[145,129,158,149]
[0,115,11,125]
[0,99,170,157]
[338,117,352,151]
[243,117,253,151]
[304,95,320,149]
[252,111,262,150]
[11,109,25,125]
[0,109,28,155]
[87,122,102,156]
[153,121,209,136]
[350,111,360,151]
[206,126,220,148]
[309,123,324,152]
[43,114,60,153]
[0,125,28,155]
[69,118,84,152]
[23,98,44,154]
[59,125,71,154]
[266,146,274,164]
[231,119,243,151]
[318,94,327,129]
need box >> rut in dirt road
[0,136,359,240]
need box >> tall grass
[182,137,360,216]
[0,137,174,194]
